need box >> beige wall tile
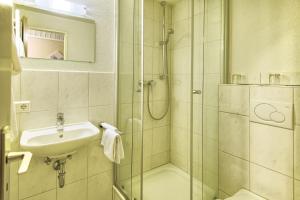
[203,138,218,175]
[173,0,189,22]
[12,73,21,101]
[171,127,188,158]
[88,140,113,177]
[59,107,88,124]
[203,106,218,141]
[219,152,249,195]
[192,133,202,165]
[173,19,191,49]
[172,47,191,75]
[204,41,222,73]
[152,47,163,75]
[219,85,249,115]
[21,71,58,112]
[151,151,170,168]
[144,46,153,75]
[172,100,189,129]
[144,0,154,19]
[250,86,293,103]
[64,147,88,185]
[57,179,87,200]
[88,170,113,200]
[22,189,56,200]
[144,18,154,46]
[194,13,204,44]
[295,87,300,125]
[89,73,115,107]
[172,74,190,102]
[89,105,114,127]
[295,179,300,200]
[19,157,56,199]
[204,74,220,107]
[250,123,293,176]
[59,72,88,109]
[203,170,218,197]
[152,126,170,154]
[295,125,300,180]
[143,129,153,157]
[250,164,293,200]
[20,110,57,131]
[192,102,202,134]
[219,112,249,159]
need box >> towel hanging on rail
[100,123,124,164]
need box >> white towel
[11,34,22,75]
[0,1,22,74]
[101,129,124,164]
[101,122,118,131]
[10,88,19,142]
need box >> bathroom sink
[20,122,99,158]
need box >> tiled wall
[228,0,300,85]
[170,0,192,173]
[219,84,300,200]
[10,70,115,200]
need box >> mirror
[14,4,96,63]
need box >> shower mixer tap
[136,80,155,92]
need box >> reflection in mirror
[26,28,65,60]
[14,3,96,63]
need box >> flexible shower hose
[146,78,170,120]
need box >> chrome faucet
[56,113,64,138]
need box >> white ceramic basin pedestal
[20,122,99,158]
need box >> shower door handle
[192,90,202,95]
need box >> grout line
[21,188,56,200]
[219,150,250,162]
[219,110,249,117]
[248,87,251,192]
[221,150,294,179]
[293,88,295,200]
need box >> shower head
[160,1,167,7]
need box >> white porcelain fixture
[20,122,99,158]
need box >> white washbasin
[20,122,99,158]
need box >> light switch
[14,101,31,113]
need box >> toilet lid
[226,189,265,200]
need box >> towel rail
[99,122,123,135]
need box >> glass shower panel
[201,0,224,199]
[116,0,143,199]
[142,0,193,200]
[192,0,204,199]
[117,0,224,199]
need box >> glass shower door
[116,0,144,199]
[116,0,224,200]
[192,0,224,199]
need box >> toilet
[220,189,265,200]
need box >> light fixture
[0,0,13,6]
[16,0,87,16]
[35,0,87,16]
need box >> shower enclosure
[116,0,225,199]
